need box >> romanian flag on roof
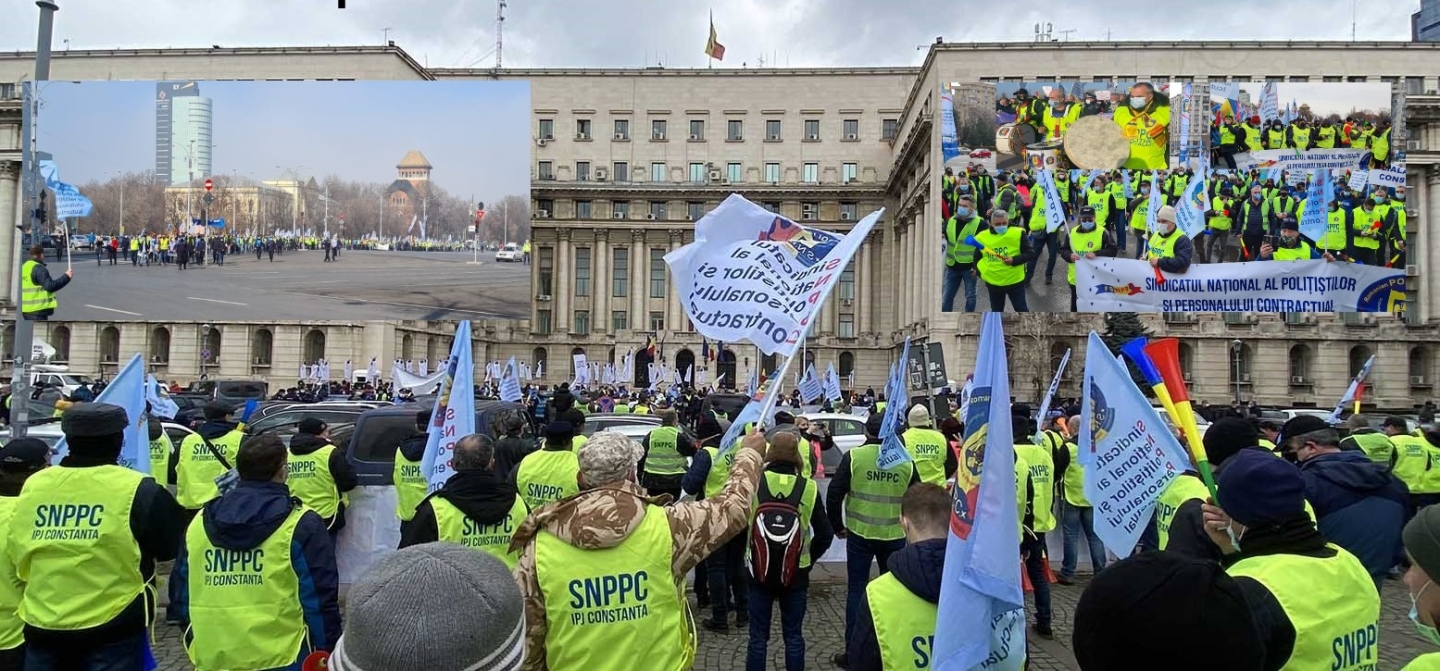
[705,11,725,61]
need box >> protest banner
[1371,163,1406,188]
[798,363,823,403]
[1233,148,1370,172]
[1035,169,1067,233]
[876,339,913,470]
[665,194,879,357]
[941,86,961,165]
[1076,257,1405,313]
[1079,333,1187,558]
[420,321,477,492]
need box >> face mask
[959,185,971,193]
[992,225,1009,235]
[1080,219,1096,231]
[1411,582,1440,647]
[1281,235,1300,248]
[1374,195,1386,203]
[956,208,971,219]
[1396,193,1406,201]
[1130,96,1147,109]
[1252,194,1262,201]
[1051,101,1063,110]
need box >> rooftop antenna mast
[1033,23,1054,43]
[1059,28,1076,42]
[496,0,507,68]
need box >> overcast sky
[1219,83,1393,116]
[32,81,530,200]
[0,0,1423,70]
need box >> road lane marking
[187,297,248,306]
[84,304,143,316]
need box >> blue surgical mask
[956,208,971,219]
[992,225,1009,235]
[959,185,971,193]
[1396,193,1407,201]
[1130,96,1147,109]
[1411,582,1440,647]
[1080,220,1096,231]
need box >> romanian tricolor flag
[705,11,725,61]
[644,336,657,358]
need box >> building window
[650,248,667,298]
[536,310,552,335]
[150,326,171,364]
[538,118,554,140]
[538,247,555,296]
[651,119,667,140]
[575,161,591,181]
[649,201,667,220]
[649,311,665,331]
[882,118,899,140]
[251,328,273,366]
[537,199,554,217]
[613,119,630,140]
[576,118,592,140]
[726,162,742,183]
[537,161,553,181]
[612,310,629,332]
[765,162,781,183]
[612,248,629,297]
[650,162,666,182]
[765,119,782,140]
[839,262,856,301]
[727,119,743,140]
[613,161,629,182]
[762,201,781,214]
[801,202,818,221]
[842,119,859,139]
[575,247,592,297]
[842,163,858,183]
[99,326,120,363]
[838,314,855,338]
[689,162,706,183]
[533,348,549,375]
[576,200,592,219]
[838,351,855,378]
[803,163,819,184]
[574,311,590,336]
[803,119,820,140]
[613,200,630,219]
[840,202,858,220]
[1323,76,1343,82]
[687,201,705,221]
[689,119,706,140]
[1289,345,1311,383]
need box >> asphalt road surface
[52,249,532,321]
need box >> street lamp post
[200,323,213,376]
[186,139,195,227]
[1230,339,1244,405]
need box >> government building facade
[0,40,1438,410]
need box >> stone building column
[859,234,876,335]
[631,229,647,330]
[594,230,610,333]
[667,231,683,332]
[0,161,18,311]
[555,230,572,333]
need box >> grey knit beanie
[331,543,525,671]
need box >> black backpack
[747,475,809,590]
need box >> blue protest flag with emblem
[876,338,913,469]
[54,353,149,475]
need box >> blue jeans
[747,581,808,671]
[1060,501,1107,580]
[1113,220,1127,252]
[941,263,978,312]
[845,535,905,649]
[24,632,148,671]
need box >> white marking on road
[84,304,143,316]
[187,297,249,306]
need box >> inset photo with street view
[19,80,531,321]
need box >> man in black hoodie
[398,434,528,569]
[491,410,535,478]
[288,417,359,539]
[172,433,342,668]
[847,483,949,671]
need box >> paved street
[142,562,1434,669]
[51,249,531,321]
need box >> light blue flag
[719,375,778,454]
[1034,348,1070,444]
[1300,168,1333,243]
[1036,170,1067,233]
[1178,83,1192,165]
[1077,332,1187,558]
[54,353,149,475]
[823,363,843,403]
[941,88,961,165]
[745,366,758,397]
[498,356,522,402]
[1144,171,1162,243]
[933,313,1025,671]
[145,375,179,420]
[1081,169,1103,196]
[1264,167,1283,184]
[1174,175,1208,239]
[1328,354,1375,425]
[876,338,913,470]
[798,363,824,404]
[420,321,477,491]
[1069,168,1082,184]
[1122,170,1133,199]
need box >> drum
[996,122,1038,156]
[1026,141,1070,172]
[1062,115,1132,169]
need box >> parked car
[69,235,93,251]
[801,412,870,475]
[699,393,751,422]
[579,412,661,436]
[0,420,194,453]
[969,148,993,159]
[169,393,211,428]
[28,365,97,397]
[495,243,521,262]
[347,401,535,486]
[244,401,389,437]
[185,379,270,407]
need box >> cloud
[1,0,1419,69]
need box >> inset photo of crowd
[1210,81,1399,172]
[18,80,532,323]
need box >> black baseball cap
[0,438,51,472]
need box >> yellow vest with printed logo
[149,434,173,484]
[0,497,22,650]
[1227,546,1380,671]
[867,572,939,670]
[701,446,735,500]
[393,451,428,522]
[974,227,1025,288]
[19,260,57,316]
[184,505,311,670]
[431,494,527,570]
[1061,441,1089,507]
[845,444,913,541]
[1147,229,1181,261]
[902,427,949,486]
[176,429,244,510]
[1066,226,1105,286]
[9,465,147,631]
[643,426,686,476]
[1393,435,1440,495]
[516,450,581,510]
[535,504,693,671]
[1156,474,1209,550]
[287,445,342,521]
[1113,104,1170,170]
[1014,443,1055,533]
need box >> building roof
[397,150,432,170]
